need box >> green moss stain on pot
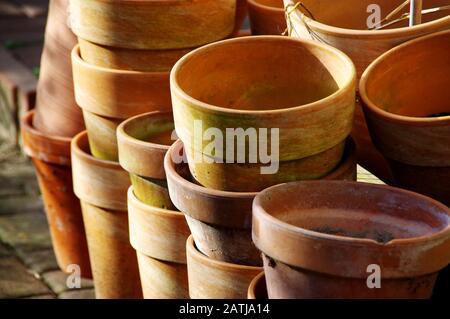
[130,174,175,210]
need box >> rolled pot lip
[127,186,184,219]
[21,110,72,165]
[117,111,173,154]
[186,235,263,271]
[164,139,258,199]
[288,1,450,39]
[253,180,450,248]
[170,35,356,115]
[247,271,266,299]
[71,130,122,170]
[359,30,450,127]
[71,44,169,77]
[247,0,284,13]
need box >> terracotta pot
[248,272,267,299]
[21,111,91,278]
[360,30,450,206]
[82,109,122,162]
[33,0,84,137]
[117,111,175,208]
[136,252,189,299]
[284,0,450,181]
[186,236,262,299]
[78,38,193,72]
[69,0,236,50]
[252,181,450,298]
[171,36,356,163]
[165,139,356,266]
[128,187,190,298]
[248,0,286,35]
[71,131,141,298]
[233,0,250,35]
[71,45,171,119]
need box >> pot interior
[257,182,450,244]
[175,38,353,111]
[122,113,175,146]
[299,0,449,30]
[364,31,450,118]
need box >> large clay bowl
[248,272,268,299]
[360,30,450,206]
[171,36,356,163]
[69,0,236,50]
[248,0,286,35]
[253,181,450,298]
[71,45,171,119]
[165,139,356,266]
[21,111,91,278]
[71,131,130,211]
[117,111,176,208]
[186,236,262,299]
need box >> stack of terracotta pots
[283,0,450,182]
[248,0,287,35]
[68,0,247,298]
[167,35,358,298]
[117,112,190,299]
[21,0,91,279]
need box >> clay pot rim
[117,111,172,154]
[171,35,356,115]
[247,271,265,299]
[71,131,122,170]
[253,180,450,248]
[291,3,450,39]
[72,45,169,77]
[127,186,183,219]
[165,140,258,199]
[23,110,72,144]
[248,0,284,12]
[187,235,262,271]
[359,30,450,127]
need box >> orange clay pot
[117,112,176,209]
[247,272,267,299]
[171,36,356,163]
[21,111,91,278]
[252,181,450,299]
[284,0,450,181]
[33,0,84,137]
[128,187,190,299]
[69,0,236,50]
[71,45,171,119]
[248,0,286,35]
[165,139,356,266]
[186,236,262,299]
[71,131,141,299]
[360,30,450,207]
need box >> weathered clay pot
[284,0,450,181]
[69,0,236,50]
[82,109,122,162]
[165,139,356,266]
[78,38,193,72]
[128,187,190,299]
[186,236,262,299]
[360,30,450,206]
[33,0,84,137]
[171,36,356,166]
[71,45,171,120]
[253,181,450,298]
[117,111,175,209]
[248,0,286,35]
[247,272,267,299]
[71,131,141,299]
[21,111,91,278]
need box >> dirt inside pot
[297,0,449,30]
[364,31,450,118]
[176,38,353,111]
